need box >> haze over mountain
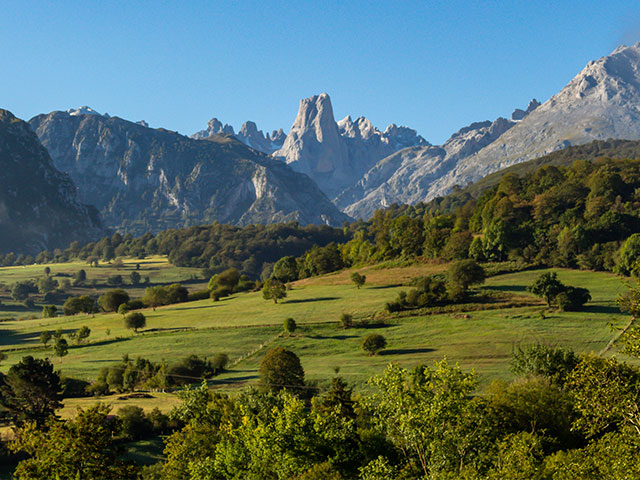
[0,110,105,254]
[339,42,640,218]
[273,93,429,199]
[29,110,349,234]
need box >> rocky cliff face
[0,110,105,254]
[192,118,285,154]
[337,115,517,218]
[341,43,640,218]
[274,93,428,199]
[30,110,350,234]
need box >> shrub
[362,334,387,355]
[187,289,210,302]
[118,406,152,441]
[98,289,130,312]
[126,299,145,311]
[340,313,353,329]
[118,303,130,316]
[124,312,146,332]
[447,259,485,300]
[350,272,366,289]
[283,317,297,334]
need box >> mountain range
[0,110,105,255]
[4,42,640,254]
[29,110,349,235]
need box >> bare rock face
[274,93,428,199]
[0,109,106,254]
[192,118,285,154]
[337,116,515,218]
[340,42,640,218]
[30,111,350,234]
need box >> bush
[447,259,485,299]
[124,312,146,332]
[60,377,91,398]
[210,286,233,302]
[556,287,591,311]
[126,299,145,311]
[340,313,353,329]
[362,334,387,355]
[166,283,189,304]
[98,289,130,312]
[117,406,152,441]
[386,276,448,312]
[283,317,297,334]
[350,272,366,289]
[187,289,210,302]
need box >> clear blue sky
[2,0,640,144]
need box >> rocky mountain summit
[340,43,640,218]
[274,93,428,198]
[30,111,349,234]
[0,110,105,254]
[192,118,286,154]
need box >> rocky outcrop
[0,109,106,254]
[274,93,428,199]
[337,115,516,218]
[340,42,640,218]
[30,111,350,234]
[192,118,285,154]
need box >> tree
[125,312,146,332]
[0,356,62,427]
[11,282,30,301]
[143,285,169,310]
[75,326,91,344]
[527,272,565,307]
[39,331,52,347]
[272,256,299,283]
[209,268,241,291]
[41,305,57,318]
[98,289,130,312]
[54,337,68,359]
[10,404,139,479]
[37,275,58,294]
[129,270,141,285]
[117,303,130,316]
[259,347,305,393]
[63,295,95,315]
[284,317,297,334]
[262,278,287,304]
[73,269,87,285]
[43,266,51,276]
[362,334,387,355]
[350,272,366,289]
[447,259,485,299]
[510,344,578,385]
[167,283,189,304]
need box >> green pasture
[0,264,631,398]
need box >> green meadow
[0,258,631,407]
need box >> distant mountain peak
[67,106,102,116]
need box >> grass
[0,261,632,414]
[0,255,207,320]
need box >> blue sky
[2,0,640,144]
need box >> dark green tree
[10,404,139,479]
[527,272,565,307]
[284,317,297,334]
[143,286,168,310]
[0,356,62,427]
[54,337,68,360]
[39,331,52,348]
[125,312,146,332]
[362,334,387,356]
[272,256,299,283]
[97,289,130,312]
[350,272,366,289]
[262,278,287,304]
[259,347,305,393]
[447,259,485,299]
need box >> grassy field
[0,255,207,320]
[0,262,631,396]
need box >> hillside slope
[0,110,106,254]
